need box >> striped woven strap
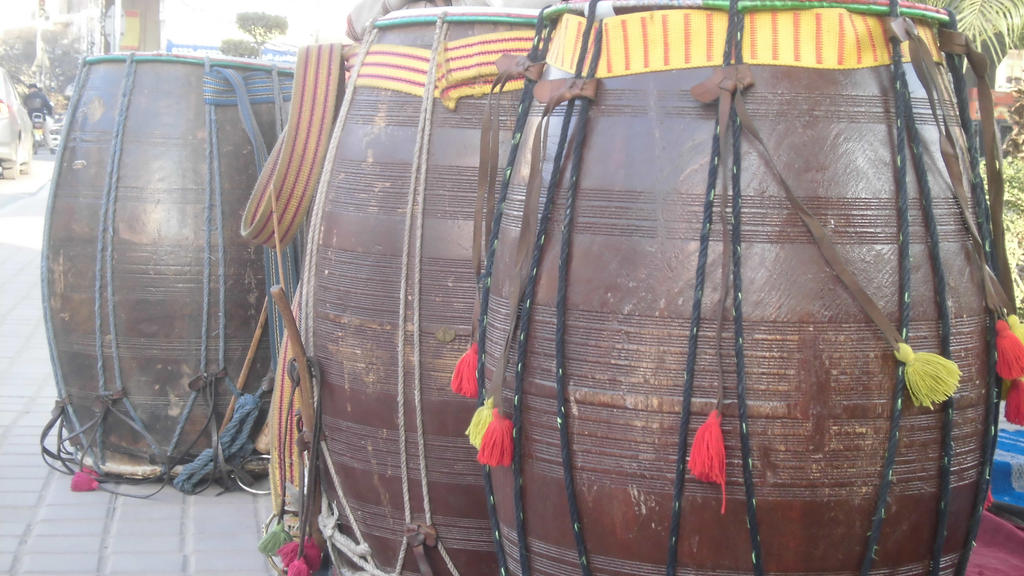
[268,282,305,517]
[202,69,294,105]
[241,44,344,247]
[546,8,941,78]
[355,29,534,109]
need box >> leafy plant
[1001,157,1024,312]
[236,12,288,55]
[927,0,1024,69]
[220,38,259,59]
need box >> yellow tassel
[894,343,961,408]
[1009,315,1024,343]
[466,397,495,450]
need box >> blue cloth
[993,425,1024,507]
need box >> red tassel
[477,409,513,467]
[286,558,310,576]
[1007,379,1024,425]
[450,343,479,398]
[986,488,993,510]
[688,409,727,514]
[278,538,321,572]
[71,469,99,492]
[995,320,1024,380]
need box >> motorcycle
[31,112,55,154]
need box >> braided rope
[893,44,955,576]
[506,4,604,572]
[41,60,93,462]
[394,15,447,576]
[474,10,555,576]
[552,21,604,576]
[92,53,162,468]
[943,12,1001,576]
[860,2,911,569]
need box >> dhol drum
[305,7,541,576]
[474,1,1001,575]
[43,54,292,479]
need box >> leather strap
[696,66,905,349]
[487,115,548,409]
[533,77,598,117]
[495,54,546,87]
[897,18,1010,315]
[405,523,438,576]
[938,28,1015,314]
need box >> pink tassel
[286,558,310,576]
[71,469,99,492]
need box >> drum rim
[554,0,948,24]
[84,52,296,73]
[374,6,541,27]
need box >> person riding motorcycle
[23,83,53,119]
[23,84,54,153]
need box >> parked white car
[0,67,33,179]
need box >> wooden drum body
[480,3,994,575]
[43,54,290,478]
[310,8,539,575]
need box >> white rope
[301,28,379,349]
[409,17,462,576]
[316,15,462,576]
[394,16,448,574]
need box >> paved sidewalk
[0,163,276,576]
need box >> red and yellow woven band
[241,43,344,247]
[354,29,534,108]
[546,8,941,78]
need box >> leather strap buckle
[533,77,599,114]
[690,64,753,104]
[405,523,438,576]
[187,367,228,392]
[886,16,916,43]
[495,54,546,84]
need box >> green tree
[928,1,1024,79]
[236,12,288,57]
[0,24,82,114]
[220,38,259,59]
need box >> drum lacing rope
[665,2,740,570]
[304,25,383,572]
[546,3,604,574]
[168,56,232,493]
[472,10,554,576]
[860,0,915,569]
[718,5,767,572]
[41,59,94,473]
[393,13,464,576]
[942,12,1000,576]
[90,54,164,472]
[891,18,955,576]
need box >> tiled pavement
[0,160,277,576]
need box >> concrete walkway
[0,157,276,576]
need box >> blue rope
[41,60,94,463]
[92,54,162,467]
[174,392,261,493]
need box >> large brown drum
[43,54,291,479]
[307,7,540,576]
[478,2,995,575]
